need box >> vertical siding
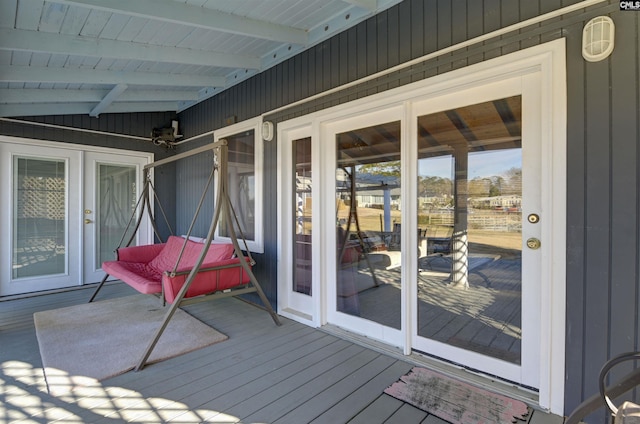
[610,5,639,368]
[172,0,640,423]
[565,14,588,414]
[583,46,612,424]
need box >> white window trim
[213,117,264,253]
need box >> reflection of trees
[418,176,452,198]
[358,161,400,176]
[467,167,522,198]
[502,167,522,195]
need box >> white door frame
[277,123,320,326]
[0,138,82,295]
[276,38,566,413]
[321,105,406,349]
[82,150,153,284]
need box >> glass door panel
[416,96,524,366]
[96,163,137,266]
[335,120,401,329]
[293,137,312,295]
[13,157,67,279]
[218,130,256,240]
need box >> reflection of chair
[388,223,401,250]
[425,225,453,255]
[294,233,312,295]
[337,226,362,266]
[566,352,640,424]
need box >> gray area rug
[34,294,227,394]
[385,367,530,424]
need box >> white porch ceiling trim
[0,101,181,117]
[343,0,378,12]
[0,88,200,104]
[0,65,226,87]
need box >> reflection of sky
[419,148,521,179]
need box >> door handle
[85,219,93,224]
[526,238,541,250]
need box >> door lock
[527,213,540,224]
[526,237,541,250]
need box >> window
[215,119,263,253]
[293,137,312,295]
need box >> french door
[0,137,151,296]
[315,76,542,386]
[82,151,151,284]
[409,75,542,388]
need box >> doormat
[384,367,530,423]
[34,295,228,395]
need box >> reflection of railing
[419,210,522,232]
[468,213,522,232]
[418,212,454,226]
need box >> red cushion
[102,260,163,294]
[162,257,252,303]
[148,236,234,275]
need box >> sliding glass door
[324,107,404,347]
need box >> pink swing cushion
[102,235,250,303]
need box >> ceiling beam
[343,0,378,11]
[54,0,308,45]
[0,101,180,118]
[90,84,128,117]
[0,65,226,87]
[0,28,261,70]
[0,88,200,103]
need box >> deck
[1,282,565,423]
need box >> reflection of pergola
[336,97,522,289]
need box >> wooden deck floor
[1,282,565,423]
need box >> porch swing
[88,139,281,371]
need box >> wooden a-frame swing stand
[89,140,281,371]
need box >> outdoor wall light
[582,16,615,62]
[262,121,274,141]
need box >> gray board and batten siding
[1,0,639,421]
[177,1,640,421]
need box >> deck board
[346,393,404,423]
[0,281,565,423]
[383,400,432,423]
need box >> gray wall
[178,1,640,420]
[0,112,179,242]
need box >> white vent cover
[582,16,615,62]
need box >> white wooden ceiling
[0,0,402,117]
